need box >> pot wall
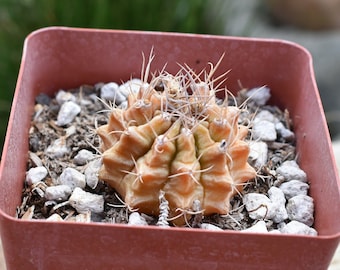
[0,27,339,269]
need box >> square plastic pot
[0,27,339,270]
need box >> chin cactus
[97,53,256,225]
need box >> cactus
[97,53,256,225]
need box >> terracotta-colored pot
[0,27,339,270]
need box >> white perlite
[246,86,271,106]
[128,212,148,226]
[69,187,104,214]
[252,120,277,141]
[248,141,268,168]
[286,195,314,226]
[45,185,72,201]
[100,82,123,103]
[279,180,309,199]
[243,187,288,223]
[279,220,317,236]
[276,160,307,182]
[59,167,86,190]
[201,223,223,231]
[118,78,144,97]
[46,213,64,222]
[45,138,69,158]
[268,187,288,223]
[84,158,102,189]
[243,193,271,220]
[73,149,94,165]
[26,166,48,185]
[56,101,81,126]
[242,220,268,233]
[55,90,76,105]
[254,110,279,124]
[275,122,295,141]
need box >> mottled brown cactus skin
[97,58,256,225]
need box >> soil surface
[18,83,299,231]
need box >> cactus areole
[97,53,256,225]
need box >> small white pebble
[243,193,271,220]
[55,90,76,105]
[201,223,223,231]
[279,220,317,236]
[252,120,277,141]
[246,86,271,106]
[268,229,281,234]
[59,168,86,190]
[119,100,128,109]
[279,180,309,199]
[74,149,94,165]
[45,185,72,201]
[75,211,91,223]
[268,187,288,223]
[69,187,104,214]
[242,220,268,233]
[46,213,64,222]
[275,122,295,141]
[286,195,314,226]
[254,110,278,124]
[248,141,268,168]
[45,138,69,158]
[65,125,76,137]
[119,78,144,97]
[268,186,286,205]
[26,166,48,185]
[84,158,102,189]
[55,101,81,126]
[276,160,307,182]
[100,82,126,104]
[128,212,148,226]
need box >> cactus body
[98,58,256,225]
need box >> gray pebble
[279,220,317,236]
[276,160,307,182]
[59,168,86,190]
[252,120,277,141]
[246,86,271,106]
[128,212,148,226]
[26,166,48,185]
[279,180,309,199]
[45,185,72,201]
[69,187,104,214]
[286,195,314,226]
[74,149,94,165]
[56,101,81,126]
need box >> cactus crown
[97,51,256,225]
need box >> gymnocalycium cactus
[97,52,256,225]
